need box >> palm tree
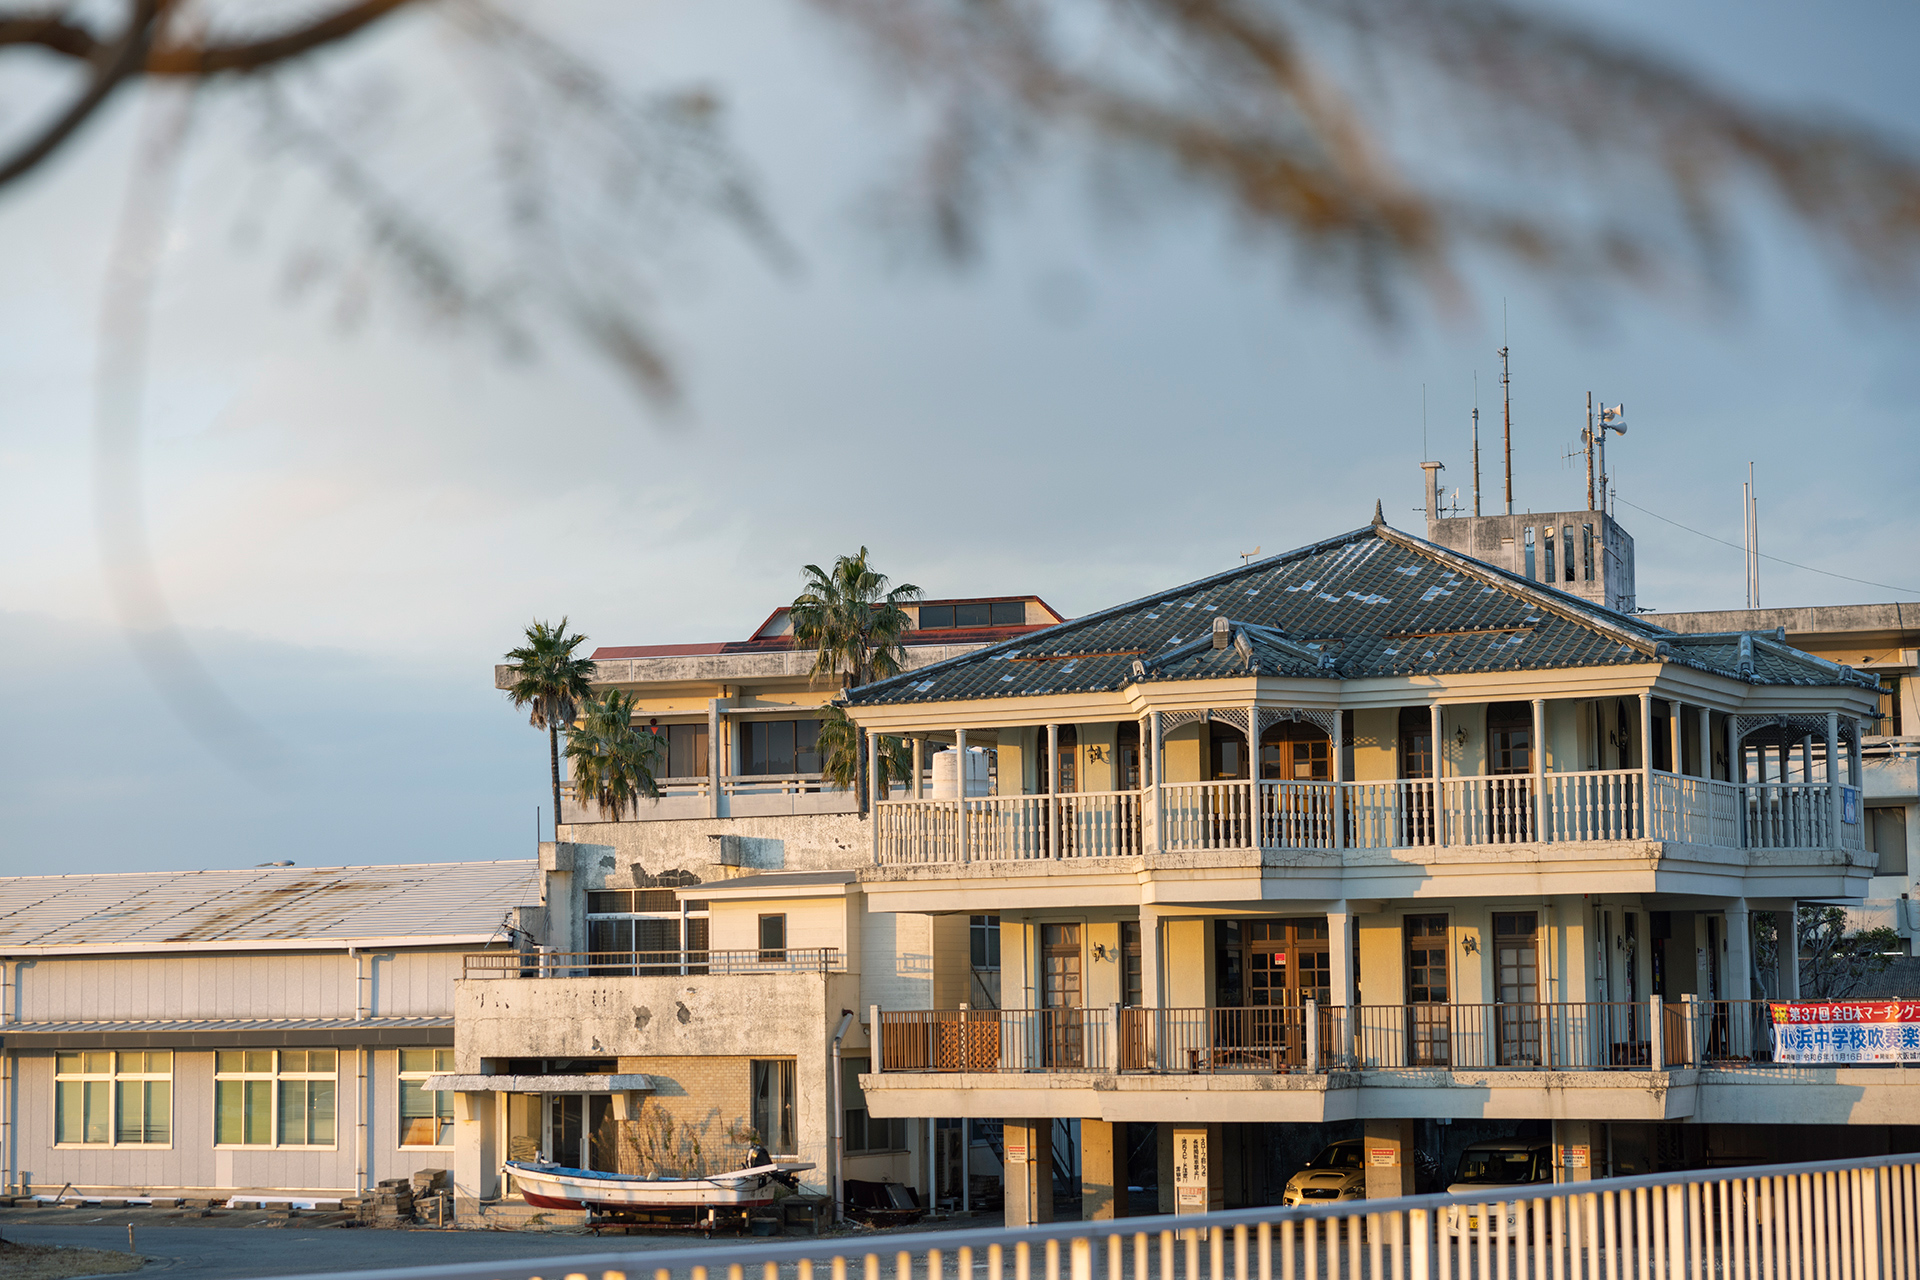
[566,690,668,823]
[502,617,597,839]
[816,704,912,800]
[790,549,921,807]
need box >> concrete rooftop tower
[1419,459,1638,614]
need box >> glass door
[1494,913,1540,1065]
[1041,923,1084,1068]
[1405,915,1451,1066]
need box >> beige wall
[612,1054,758,1175]
[709,897,847,954]
[1164,723,1204,784]
[1351,709,1398,781]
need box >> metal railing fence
[267,1150,1920,1280]
[462,949,844,978]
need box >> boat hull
[505,1160,814,1213]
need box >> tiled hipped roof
[848,523,1878,707]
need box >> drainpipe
[829,1010,854,1224]
[351,947,367,1196]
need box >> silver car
[1443,1139,1553,1236]
[1282,1139,1366,1207]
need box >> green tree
[1752,906,1902,1000]
[790,548,921,807]
[502,617,597,839]
[566,690,668,823]
[815,703,911,800]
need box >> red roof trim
[591,622,1058,662]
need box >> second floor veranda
[869,695,1871,866]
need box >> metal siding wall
[15,951,477,1021]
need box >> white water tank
[930,747,991,798]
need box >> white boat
[505,1159,816,1213]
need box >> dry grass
[0,1238,147,1280]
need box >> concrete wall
[8,1046,452,1196]
[1164,723,1204,784]
[1351,709,1397,782]
[557,814,869,886]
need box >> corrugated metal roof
[850,523,1880,707]
[2,1016,450,1034]
[0,861,541,950]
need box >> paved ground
[0,1206,989,1280]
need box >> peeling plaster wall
[558,815,869,888]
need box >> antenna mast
[1584,392,1596,511]
[1471,373,1482,517]
[1499,342,1514,514]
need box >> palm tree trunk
[548,721,563,841]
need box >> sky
[3,0,1918,874]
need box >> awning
[422,1073,653,1094]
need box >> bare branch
[0,0,169,188]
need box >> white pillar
[1669,701,1684,775]
[1327,899,1354,1011]
[1639,693,1654,838]
[1430,703,1446,848]
[1532,698,1547,841]
[869,729,881,866]
[912,735,925,800]
[1774,907,1799,999]
[1827,712,1841,850]
[1148,712,1163,855]
[955,728,969,864]
[1725,899,1752,1001]
[1330,709,1346,851]
[1697,706,1711,778]
[1047,723,1061,859]
[708,697,724,818]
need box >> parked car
[1442,1139,1553,1236]
[1282,1140,1366,1207]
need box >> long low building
[0,861,540,1201]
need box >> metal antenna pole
[1750,461,1760,609]
[1499,344,1514,514]
[1742,479,1752,609]
[1471,372,1482,517]
[1585,392,1596,511]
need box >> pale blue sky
[3,0,1917,873]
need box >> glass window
[215,1049,335,1148]
[970,914,1001,969]
[664,723,709,778]
[990,602,1025,626]
[1261,722,1330,781]
[1524,527,1536,580]
[1405,916,1449,1002]
[1869,808,1909,877]
[954,603,991,627]
[751,1059,796,1152]
[1582,524,1596,582]
[1488,702,1531,774]
[57,1051,170,1146]
[759,914,787,960]
[1543,527,1556,584]
[1563,527,1577,582]
[918,605,954,629]
[741,720,822,775]
[587,888,707,975]
[1879,677,1904,738]
[399,1048,456,1147]
[840,1055,907,1153]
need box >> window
[1118,720,1141,790]
[918,601,1025,629]
[751,1059,796,1152]
[1582,525,1596,582]
[841,1056,907,1152]
[1543,526,1556,584]
[1487,703,1531,774]
[215,1049,336,1148]
[758,914,787,961]
[1397,706,1432,779]
[970,914,1001,969]
[1121,920,1143,1008]
[660,723,709,777]
[1261,722,1330,781]
[1879,677,1904,738]
[741,719,821,775]
[1405,916,1449,1002]
[55,1051,171,1146]
[1868,808,1909,877]
[1562,527,1577,582]
[1523,527,1536,580]
[399,1049,455,1147]
[587,887,708,974]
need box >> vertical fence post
[1679,993,1697,1068]
[1639,692,1654,840]
[1649,994,1665,1069]
[1306,999,1320,1072]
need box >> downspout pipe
[830,1010,854,1224]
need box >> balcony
[462,948,844,977]
[562,774,858,823]
[874,769,1865,864]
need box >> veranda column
[1047,723,1061,859]
[1249,702,1262,850]
[1725,898,1752,1000]
[1327,900,1354,1062]
[1697,706,1711,778]
[869,730,882,865]
[1669,701,1684,773]
[1827,712,1842,850]
[1330,709,1347,851]
[955,727,969,864]
[1531,698,1547,841]
[1638,693,1654,839]
[707,696,724,819]
[912,735,925,800]
[1430,703,1446,848]
[1148,711,1163,855]
[1774,906,1800,999]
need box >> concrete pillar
[1362,1117,1416,1199]
[1828,712,1842,849]
[1047,723,1060,858]
[1553,1118,1596,1184]
[1328,900,1355,1012]
[1080,1119,1126,1220]
[1639,692,1654,837]
[1697,706,1711,778]
[1148,711,1163,855]
[1774,906,1799,999]
[1532,698,1547,840]
[1725,899,1752,1001]
[453,1090,498,1211]
[1156,1123,1174,1214]
[1002,1119,1053,1227]
[869,730,881,864]
[955,728,969,864]
[1431,703,1446,848]
[1171,1124,1223,1213]
[708,697,724,818]
[912,735,925,800]
[1331,708,1346,851]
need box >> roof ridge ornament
[1372,499,1385,527]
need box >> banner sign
[1771,1002,1920,1063]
